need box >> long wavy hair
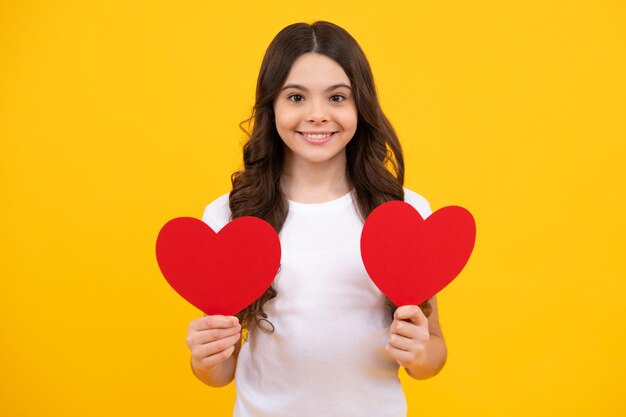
[228,21,431,335]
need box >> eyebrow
[280,83,352,92]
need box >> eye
[330,94,347,103]
[287,94,304,102]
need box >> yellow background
[2,1,625,415]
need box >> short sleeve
[201,191,232,232]
[403,187,432,219]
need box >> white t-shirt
[202,187,432,417]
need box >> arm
[387,295,447,380]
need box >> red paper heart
[361,202,476,306]
[156,216,281,316]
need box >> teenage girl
[185,21,447,417]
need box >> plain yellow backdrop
[1,1,625,416]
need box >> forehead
[283,53,351,88]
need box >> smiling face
[273,53,358,169]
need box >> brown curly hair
[227,21,431,335]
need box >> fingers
[192,324,242,345]
[193,344,237,372]
[388,305,432,369]
[387,332,414,352]
[390,305,429,340]
[187,315,241,346]
[394,305,427,327]
[193,332,242,359]
[389,317,413,338]
[386,345,419,368]
[189,315,239,332]
[187,314,242,362]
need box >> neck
[280,150,351,203]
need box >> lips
[297,131,336,144]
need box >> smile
[297,131,336,144]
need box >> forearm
[405,334,447,380]
[191,353,237,387]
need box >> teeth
[302,132,333,139]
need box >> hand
[186,315,242,373]
[385,305,430,369]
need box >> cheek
[273,109,298,144]
[337,106,358,128]
[274,105,298,126]
[335,102,358,125]
[275,109,300,131]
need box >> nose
[306,98,328,123]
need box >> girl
[185,21,447,417]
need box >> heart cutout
[156,216,281,316]
[360,201,476,306]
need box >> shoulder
[201,191,232,232]
[403,187,433,219]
